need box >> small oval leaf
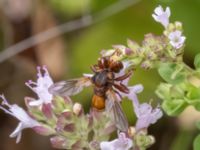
[194,134,200,150]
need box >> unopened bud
[148,135,155,145]
[141,61,152,70]
[73,103,82,115]
[128,126,136,137]
[175,21,182,30]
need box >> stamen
[37,66,42,77]
[42,65,49,76]
[28,80,37,85]
[0,94,10,106]
[0,105,12,115]
[25,81,37,91]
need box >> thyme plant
[1,5,200,150]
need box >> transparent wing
[106,90,129,132]
[49,77,92,97]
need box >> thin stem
[183,63,194,72]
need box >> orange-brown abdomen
[92,95,105,110]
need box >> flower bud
[135,132,155,148]
[175,21,182,30]
[128,126,136,137]
[73,103,82,115]
[141,60,152,69]
[127,39,140,54]
[33,125,55,136]
[148,135,155,145]
[50,136,67,149]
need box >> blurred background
[0,0,200,149]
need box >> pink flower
[25,66,53,106]
[131,95,163,131]
[100,132,133,150]
[0,95,40,143]
[114,63,162,131]
[168,30,186,49]
[112,60,162,131]
[152,5,171,28]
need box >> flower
[152,5,171,28]
[100,132,133,150]
[168,30,186,49]
[115,76,161,131]
[114,60,144,101]
[100,49,115,57]
[0,95,40,143]
[130,95,163,131]
[25,66,53,106]
[112,45,133,56]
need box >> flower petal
[9,122,24,143]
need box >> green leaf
[186,85,200,99]
[158,63,186,84]
[194,53,200,69]
[162,99,187,116]
[185,85,200,110]
[196,121,200,130]
[170,85,185,99]
[194,103,200,111]
[155,83,171,100]
[193,134,200,150]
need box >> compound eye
[98,57,110,69]
[110,61,123,73]
[102,57,110,68]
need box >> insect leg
[113,89,122,100]
[90,65,101,73]
[113,83,129,94]
[115,70,133,81]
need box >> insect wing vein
[49,77,92,96]
[106,90,128,132]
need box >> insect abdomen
[92,95,105,110]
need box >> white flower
[25,66,53,106]
[0,95,40,143]
[152,5,171,28]
[100,49,115,57]
[100,132,133,150]
[168,30,186,49]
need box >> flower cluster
[0,63,162,150]
[152,5,186,49]
[2,5,188,150]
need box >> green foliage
[158,63,186,84]
[194,53,200,70]
[135,132,155,150]
[186,85,200,111]
[193,134,200,150]
[196,121,200,130]
[162,99,187,116]
[156,83,187,116]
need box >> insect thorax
[92,70,108,87]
